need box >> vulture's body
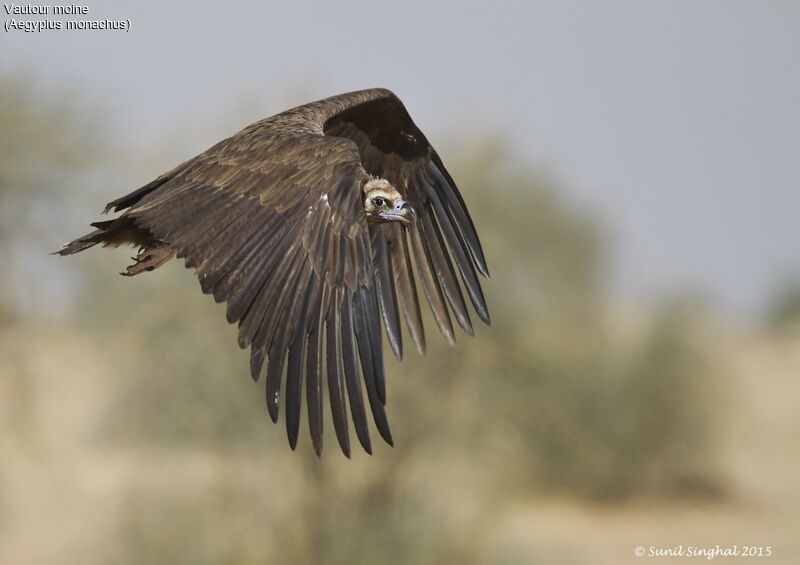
[59,88,489,456]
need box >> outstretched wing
[324,91,490,360]
[105,88,489,456]
[113,110,391,457]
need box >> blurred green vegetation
[1,77,725,564]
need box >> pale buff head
[363,178,416,225]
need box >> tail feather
[55,228,108,256]
[104,175,171,213]
[55,217,172,276]
[57,174,176,271]
[90,219,116,230]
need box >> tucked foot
[121,245,175,276]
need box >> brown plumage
[58,88,490,456]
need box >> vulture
[58,88,490,456]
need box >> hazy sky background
[3,0,798,315]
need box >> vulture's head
[363,178,416,225]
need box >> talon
[122,245,175,277]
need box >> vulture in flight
[58,88,490,456]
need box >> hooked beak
[379,200,416,225]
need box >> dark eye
[373,197,386,207]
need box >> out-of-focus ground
[2,325,799,565]
[1,76,799,564]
